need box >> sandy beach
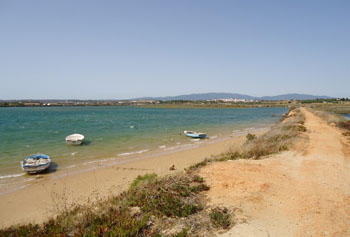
[0,130,266,228]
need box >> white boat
[184,131,207,139]
[65,133,85,145]
[21,154,51,174]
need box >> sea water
[0,106,287,185]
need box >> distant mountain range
[133,93,332,101]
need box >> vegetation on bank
[187,108,306,173]
[1,173,213,236]
[0,108,310,236]
[309,108,350,138]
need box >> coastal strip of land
[200,108,350,236]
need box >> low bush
[210,207,232,229]
[246,133,257,141]
[130,173,157,188]
[126,175,203,218]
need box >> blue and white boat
[21,154,51,174]
[184,130,207,139]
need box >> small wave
[71,152,78,156]
[243,127,255,131]
[191,139,201,142]
[67,165,76,169]
[130,125,135,128]
[210,135,218,139]
[0,173,25,180]
[117,149,149,156]
[159,145,166,149]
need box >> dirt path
[200,108,350,236]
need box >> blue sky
[0,0,349,99]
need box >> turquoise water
[0,106,287,179]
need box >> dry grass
[308,108,350,139]
[310,109,346,125]
[187,108,306,172]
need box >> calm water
[0,106,287,179]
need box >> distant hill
[259,93,332,101]
[132,93,332,101]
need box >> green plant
[209,207,231,229]
[246,133,257,141]
[173,226,190,237]
[130,173,157,188]
[126,175,204,217]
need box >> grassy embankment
[307,107,350,137]
[0,108,309,236]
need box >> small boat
[184,131,207,139]
[21,154,51,174]
[66,134,85,145]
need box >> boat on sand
[21,154,51,174]
[66,134,85,145]
[184,131,207,139]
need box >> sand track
[200,108,350,236]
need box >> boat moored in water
[21,154,51,174]
[66,134,85,145]
[184,130,207,139]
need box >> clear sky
[1,0,349,99]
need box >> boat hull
[65,134,85,145]
[65,139,83,145]
[21,161,51,174]
[184,131,207,139]
[21,154,51,174]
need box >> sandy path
[200,108,350,236]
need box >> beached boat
[21,154,51,174]
[65,134,85,145]
[184,131,207,139]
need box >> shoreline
[0,127,268,228]
[0,124,269,195]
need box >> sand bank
[0,129,267,228]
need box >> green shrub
[130,173,157,188]
[209,207,231,229]
[246,133,257,141]
[126,175,204,217]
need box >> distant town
[0,97,349,108]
